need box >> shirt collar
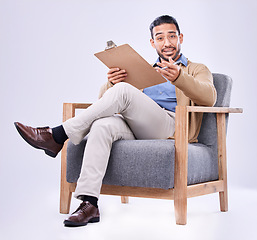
[153,54,188,67]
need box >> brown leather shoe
[14,122,63,158]
[64,201,100,227]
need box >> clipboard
[94,42,166,89]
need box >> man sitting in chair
[15,15,216,227]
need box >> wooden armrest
[68,103,92,109]
[186,106,243,113]
[63,103,92,122]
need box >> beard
[157,45,181,62]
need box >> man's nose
[164,37,172,46]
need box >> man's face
[150,23,183,62]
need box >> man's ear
[150,38,156,49]
[179,33,184,44]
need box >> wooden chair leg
[121,196,129,204]
[174,196,187,225]
[217,113,228,212]
[174,106,188,225]
[60,139,72,214]
[219,190,228,212]
[60,180,72,214]
[60,103,76,214]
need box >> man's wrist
[171,69,181,83]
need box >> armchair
[59,73,242,225]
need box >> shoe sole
[64,217,100,227]
[14,122,57,158]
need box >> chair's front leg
[216,113,228,212]
[60,141,72,214]
[60,103,75,214]
[174,106,188,225]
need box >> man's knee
[112,82,137,96]
[113,82,130,89]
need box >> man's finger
[108,69,126,78]
[109,73,127,81]
[108,68,120,74]
[169,57,175,64]
[111,77,127,84]
[156,62,166,68]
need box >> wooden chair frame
[59,103,242,225]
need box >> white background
[0,0,256,239]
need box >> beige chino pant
[63,82,175,199]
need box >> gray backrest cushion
[197,73,232,146]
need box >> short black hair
[149,15,180,39]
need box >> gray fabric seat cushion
[67,139,218,189]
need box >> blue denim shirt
[143,54,188,112]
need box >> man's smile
[162,47,176,54]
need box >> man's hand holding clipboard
[107,68,127,85]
